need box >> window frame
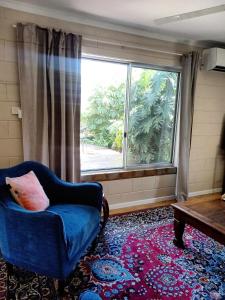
[81,55,181,175]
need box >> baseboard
[188,188,222,197]
[109,188,222,210]
[109,195,175,210]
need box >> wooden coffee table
[171,194,225,248]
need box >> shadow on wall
[212,114,225,193]
[220,115,225,194]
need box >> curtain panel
[17,23,81,182]
[176,51,200,201]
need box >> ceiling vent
[202,48,225,72]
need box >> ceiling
[3,0,225,45]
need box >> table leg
[173,218,185,249]
[102,196,109,229]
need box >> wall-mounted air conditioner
[202,48,225,72]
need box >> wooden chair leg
[58,279,66,298]
[53,279,66,299]
[102,196,109,228]
[6,262,13,276]
[6,262,13,299]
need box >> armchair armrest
[49,181,103,211]
[0,205,67,277]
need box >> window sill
[81,166,177,182]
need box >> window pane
[81,59,127,171]
[127,66,179,166]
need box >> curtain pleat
[17,23,81,182]
[176,51,200,201]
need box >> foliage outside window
[81,58,180,172]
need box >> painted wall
[0,6,224,208]
[189,71,225,194]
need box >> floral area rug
[0,206,225,300]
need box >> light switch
[11,106,22,119]
[12,106,19,114]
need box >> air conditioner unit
[202,48,225,72]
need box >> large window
[81,58,180,172]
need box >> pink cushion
[6,171,50,211]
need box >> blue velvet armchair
[0,161,108,283]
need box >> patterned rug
[0,206,225,300]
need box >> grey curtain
[17,23,81,182]
[176,51,200,201]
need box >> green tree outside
[128,69,178,164]
[81,69,178,165]
[81,83,125,150]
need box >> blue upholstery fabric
[79,291,102,300]
[47,204,100,259]
[0,161,103,279]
